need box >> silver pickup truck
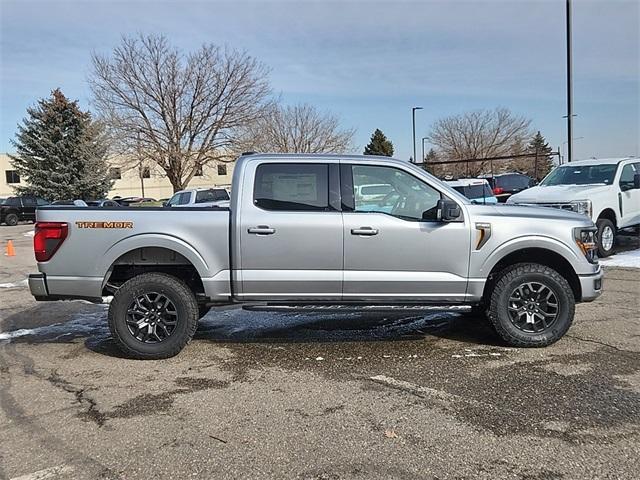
[29,153,603,359]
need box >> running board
[242,304,472,313]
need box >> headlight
[570,200,592,217]
[574,227,598,263]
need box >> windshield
[0,198,5,205]
[541,164,617,186]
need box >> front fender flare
[479,235,581,277]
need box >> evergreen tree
[9,89,112,200]
[423,148,438,173]
[527,131,554,180]
[363,129,394,156]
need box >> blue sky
[1,0,638,161]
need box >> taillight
[34,222,68,262]
[493,187,504,195]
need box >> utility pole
[421,137,428,164]
[412,106,423,163]
[566,0,574,163]
[136,131,145,197]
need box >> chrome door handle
[248,226,275,235]
[351,227,378,236]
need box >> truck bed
[33,206,231,301]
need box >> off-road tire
[108,273,199,359]
[488,263,575,347]
[4,213,18,226]
[596,218,615,258]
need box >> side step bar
[242,304,472,313]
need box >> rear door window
[22,197,36,206]
[254,163,329,211]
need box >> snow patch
[599,248,640,268]
[23,230,35,237]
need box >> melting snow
[599,248,640,269]
[0,279,28,289]
[0,307,108,342]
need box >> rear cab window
[253,163,330,211]
[195,189,229,203]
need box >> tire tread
[488,263,575,348]
[108,272,198,359]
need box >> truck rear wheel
[108,273,199,359]
[5,213,18,226]
[488,263,574,348]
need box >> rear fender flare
[99,234,210,286]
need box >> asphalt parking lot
[1,223,639,480]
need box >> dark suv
[0,195,49,226]
[483,173,536,202]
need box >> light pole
[566,0,574,162]
[421,137,428,164]
[412,106,423,163]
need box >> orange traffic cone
[5,240,15,257]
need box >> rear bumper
[578,267,603,302]
[28,273,102,302]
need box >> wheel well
[597,208,617,228]
[103,247,204,298]
[482,248,581,303]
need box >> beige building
[0,153,234,200]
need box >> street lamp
[566,0,574,162]
[412,106,423,163]
[421,137,428,164]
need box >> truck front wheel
[596,218,615,257]
[488,263,575,347]
[108,273,199,359]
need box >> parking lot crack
[565,334,632,353]
[46,371,107,427]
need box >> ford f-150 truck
[28,153,603,359]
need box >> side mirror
[162,201,169,207]
[435,199,461,222]
[634,173,640,189]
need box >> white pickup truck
[508,158,640,257]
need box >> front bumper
[578,267,603,302]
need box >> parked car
[0,195,49,225]
[113,197,157,206]
[86,199,121,207]
[481,173,536,202]
[165,187,230,208]
[29,153,602,359]
[354,183,395,203]
[507,157,640,257]
[51,199,89,206]
[444,178,498,204]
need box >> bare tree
[89,34,272,192]
[238,103,355,154]
[427,108,531,176]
